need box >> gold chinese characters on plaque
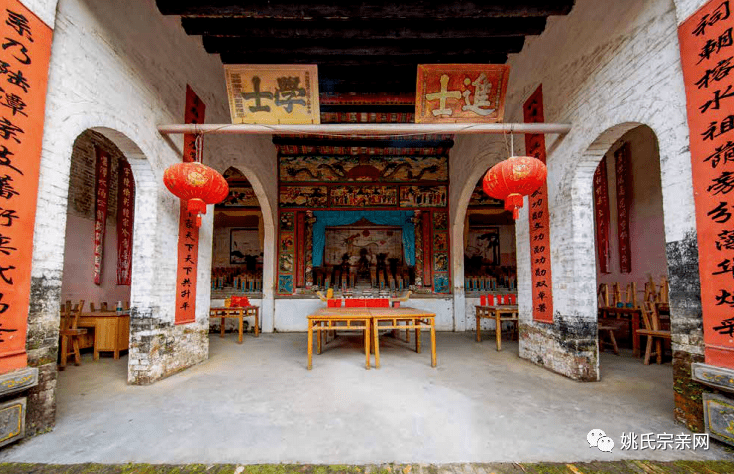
[224,65,320,124]
[415,64,509,123]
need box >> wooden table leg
[59,335,67,370]
[476,307,481,342]
[406,321,410,344]
[430,317,437,368]
[316,321,322,355]
[632,311,640,357]
[238,310,244,344]
[307,319,313,370]
[373,318,381,369]
[415,319,421,354]
[495,309,502,351]
[364,320,371,370]
[254,308,260,337]
[220,315,225,339]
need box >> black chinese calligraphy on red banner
[174,86,205,324]
[116,159,134,285]
[679,0,734,369]
[93,146,111,285]
[0,0,52,373]
[594,157,611,274]
[615,143,632,274]
[523,85,554,323]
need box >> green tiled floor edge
[0,461,733,474]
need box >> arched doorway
[59,130,134,367]
[209,167,264,337]
[592,125,671,370]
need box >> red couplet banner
[116,160,134,285]
[174,86,205,325]
[93,146,111,285]
[678,0,734,368]
[594,157,611,274]
[614,143,632,274]
[0,1,53,372]
[523,85,554,323]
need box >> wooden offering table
[370,307,436,369]
[307,308,371,370]
[77,311,130,360]
[209,306,260,344]
[475,305,519,351]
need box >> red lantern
[163,162,229,227]
[482,156,547,220]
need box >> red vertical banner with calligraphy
[0,1,53,372]
[93,146,111,285]
[523,85,553,323]
[614,143,632,274]
[116,159,134,285]
[174,86,205,325]
[594,157,611,274]
[679,0,734,369]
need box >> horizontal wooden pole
[157,123,572,136]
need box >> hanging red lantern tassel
[163,162,229,227]
[482,156,547,220]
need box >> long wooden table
[306,307,436,370]
[209,306,260,344]
[307,308,371,370]
[77,311,130,360]
[370,307,436,369]
[475,304,519,351]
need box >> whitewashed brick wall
[28,0,278,389]
[450,0,702,380]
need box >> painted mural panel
[331,186,398,207]
[277,211,296,295]
[400,186,448,208]
[279,186,328,208]
[465,226,501,266]
[230,228,260,265]
[220,183,259,207]
[324,227,403,267]
[279,155,448,183]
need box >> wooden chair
[598,324,619,355]
[597,283,609,308]
[637,301,671,365]
[59,300,87,370]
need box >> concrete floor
[1,332,732,464]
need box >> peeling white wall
[450,0,698,380]
[29,0,278,385]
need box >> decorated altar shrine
[275,141,452,295]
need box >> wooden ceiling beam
[219,53,509,67]
[204,36,525,56]
[181,17,548,39]
[157,1,575,19]
[271,137,455,149]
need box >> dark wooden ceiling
[156,1,575,95]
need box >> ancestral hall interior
[2,0,732,459]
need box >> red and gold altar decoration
[163,161,229,227]
[482,156,547,220]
